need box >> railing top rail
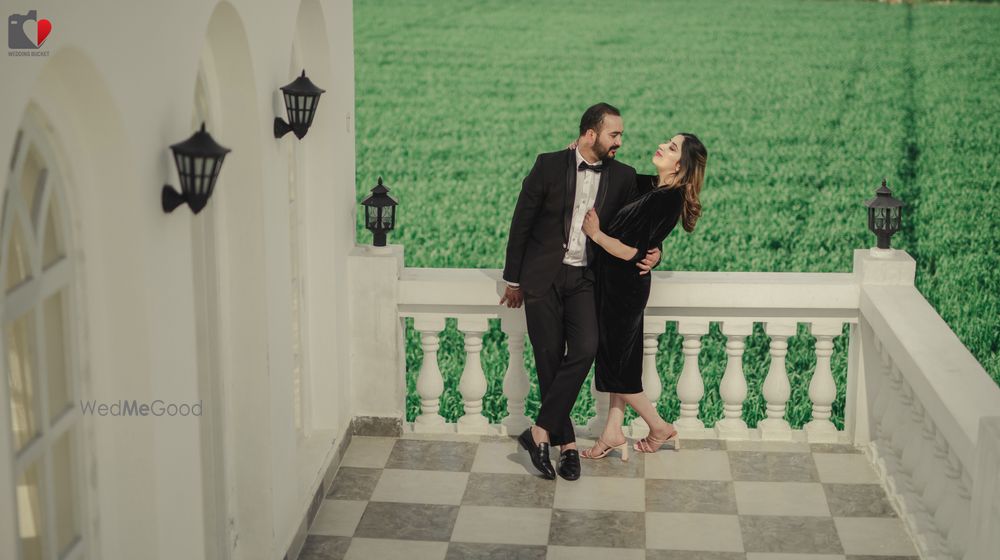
[399,267,860,315]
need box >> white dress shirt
[562,149,602,267]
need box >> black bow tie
[578,161,604,173]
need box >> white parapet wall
[348,246,1000,559]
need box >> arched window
[2,120,82,559]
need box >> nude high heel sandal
[634,428,680,453]
[581,438,630,462]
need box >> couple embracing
[499,103,708,481]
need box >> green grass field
[354,0,1000,427]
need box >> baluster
[716,320,752,439]
[909,434,949,559]
[945,470,972,560]
[805,321,841,442]
[760,321,796,440]
[630,317,666,438]
[886,380,920,496]
[874,365,905,478]
[586,373,611,439]
[911,413,938,499]
[932,450,965,549]
[919,430,952,543]
[456,316,490,433]
[500,312,530,434]
[413,315,447,431]
[675,320,709,430]
[908,415,944,556]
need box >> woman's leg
[618,392,673,436]
[601,393,627,442]
[582,393,628,457]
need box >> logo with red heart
[8,10,52,50]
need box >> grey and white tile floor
[300,434,919,560]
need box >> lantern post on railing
[865,178,904,253]
[361,176,398,247]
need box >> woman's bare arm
[582,208,639,261]
[591,231,639,261]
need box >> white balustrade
[675,320,709,430]
[384,251,1000,559]
[716,320,752,440]
[760,321,795,440]
[500,310,530,434]
[456,315,490,433]
[805,321,841,442]
[413,315,446,431]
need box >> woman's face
[652,134,685,174]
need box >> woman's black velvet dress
[594,175,684,394]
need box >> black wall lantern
[162,123,231,214]
[865,178,904,249]
[274,70,326,140]
[361,176,398,247]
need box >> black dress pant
[524,264,598,446]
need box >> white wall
[0,1,357,559]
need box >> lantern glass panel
[874,208,886,230]
[381,205,394,228]
[889,208,900,230]
[366,205,379,227]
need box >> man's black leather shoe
[517,428,556,480]
[557,449,581,481]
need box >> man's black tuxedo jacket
[503,149,640,297]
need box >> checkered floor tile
[300,434,919,560]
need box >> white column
[630,317,666,438]
[457,315,490,433]
[500,309,530,434]
[675,320,709,430]
[716,320,752,440]
[805,321,842,442]
[760,321,796,440]
[412,315,446,432]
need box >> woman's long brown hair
[672,132,707,233]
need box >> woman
[580,132,707,460]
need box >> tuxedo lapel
[595,163,612,213]
[563,150,576,244]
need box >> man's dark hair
[579,102,621,137]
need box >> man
[499,103,660,480]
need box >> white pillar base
[759,418,793,441]
[715,418,750,440]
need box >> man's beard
[593,138,615,161]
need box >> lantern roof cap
[362,176,398,206]
[865,178,904,208]
[280,69,326,96]
[170,123,231,158]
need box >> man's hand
[636,247,661,275]
[499,285,524,308]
